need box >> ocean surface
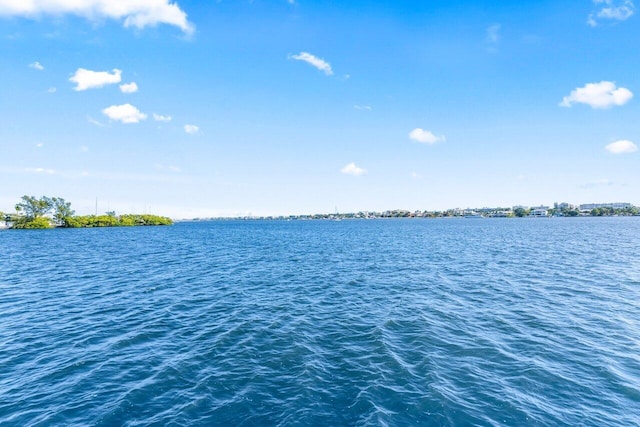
[1,218,639,426]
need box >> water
[1,218,639,426]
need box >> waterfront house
[529,206,550,217]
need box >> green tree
[13,195,53,228]
[12,216,52,229]
[513,207,529,217]
[15,195,52,219]
[51,197,75,227]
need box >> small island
[1,196,173,229]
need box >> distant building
[554,202,578,210]
[579,202,632,211]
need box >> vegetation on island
[3,195,172,229]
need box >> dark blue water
[1,218,639,426]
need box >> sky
[1,0,639,218]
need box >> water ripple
[1,218,639,425]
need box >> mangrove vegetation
[3,195,172,229]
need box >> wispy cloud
[24,167,56,175]
[80,170,189,183]
[102,104,147,124]
[605,139,638,154]
[559,81,632,109]
[588,0,634,26]
[153,113,172,122]
[29,61,44,70]
[119,82,138,93]
[87,116,105,127]
[290,52,333,76]
[70,68,122,91]
[184,124,199,134]
[409,128,445,144]
[354,105,372,111]
[0,0,194,34]
[47,87,56,93]
[0,167,189,185]
[580,179,615,188]
[485,24,501,53]
[155,163,182,173]
[486,24,501,43]
[341,162,366,176]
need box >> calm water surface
[1,218,639,426]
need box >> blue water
[1,218,639,426]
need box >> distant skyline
[1,0,638,218]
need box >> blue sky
[1,0,638,217]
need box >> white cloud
[80,145,89,152]
[411,172,422,179]
[409,128,446,144]
[0,0,194,34]
[290,52,333,76]
[184,124,199,134]
[29,61,44,70]
[605,139,638,154]
[47,87,56,93]
[341,162,366,176]
[153,113,172,122]
[70,68,122,91]
[559,81,632,109]
[35,143,44,148]
[588,0,634,26]
[354,105,372,111]
[102,103,147,124]
[119,82,138,93]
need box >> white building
[530,206,549,217]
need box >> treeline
[63,214,173,228]
[588,206,639,216]
[2,195,172,229]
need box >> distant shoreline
[181,212,640,222]
[179,203,638,222]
